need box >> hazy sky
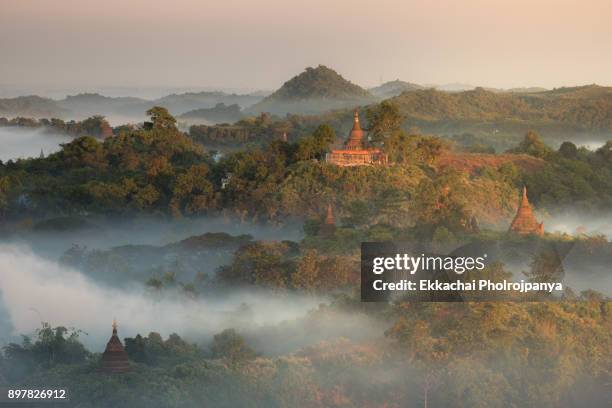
[1,0,611,93]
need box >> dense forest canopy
[1,106,611,228]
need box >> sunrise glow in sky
[1,0,610,91]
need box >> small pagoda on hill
[325,111,388,166]
[100,320,130,374]
[319,204,336,236]
[508,187,544,236]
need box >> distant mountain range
[368,80,425,99]
[1,64,609,134]
[0,91,265,123]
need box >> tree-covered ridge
[0,95,68,118]
[0,115,113,139]
[179,103,244,125]
[369,79,425,99]
[389,85,612,130]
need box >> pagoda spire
[325,203,335,225]
[509,186,544,236]
[521,186,529,206]
[345,110,364,150]
[101,318,130,374]
[319,203,336,237]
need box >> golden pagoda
[100,320,130,374]
[508,187,544,236]
[325,110,388,166]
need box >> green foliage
[384,131,444,166]
[508,130,553,158]
[366,100,403,143]
[0,109,210,217]
[412,169,472,234]
[210,329,256,368]
[144,106,177,131]
[295,124,336,161]
[124,332,200,366]
[1,322,89,381]
[559,141,578,158]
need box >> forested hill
[249,65,377,115]
[389,85,612,130]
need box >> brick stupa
[508,187,544,236]
[325,111,388,166]
[319,204,336,237]
[100,320,130,374]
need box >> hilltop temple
[508,187,544,236]
[325,111,388,166]
[100,320,130,374]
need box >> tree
[59,136,105,168]
[145,106,177,131]
[524,248,564,285]
[595,140,612,162]
[295,124,336,161]
[292,249,320,290]
[558,141,578,159]
[416,136,444,166]
[509,130,552,158]
[3,323,89,369]
[312,124,336,149]
[210,329,256,368]
[172,164,214,215]
[366,101,403,144]
[0,176,11,218]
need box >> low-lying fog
[0,243,382,355]
[0,215,377,356]
[576,140,608,150]
[0,127,71,162]
[546,211,612,240]
[3,216,304,260]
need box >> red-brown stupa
[100,320,130,374]
[344,110,365,150]
[319,204,336,236]
[508,187,544,236]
